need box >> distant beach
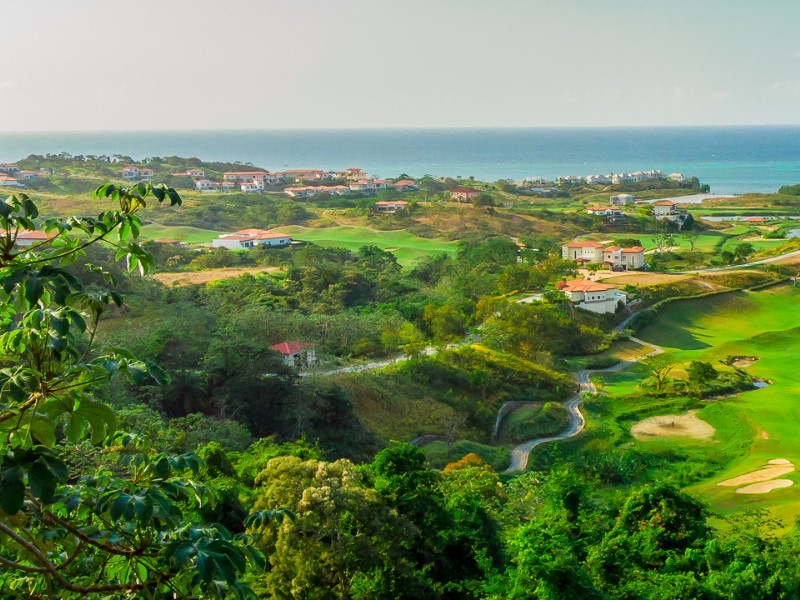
[1,126,799,194]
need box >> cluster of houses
[0,164,42,187]
[284,178,417,198]
[557,169,684,186]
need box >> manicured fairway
[141,223,222,243]
[635,285,800,524]
[272,225,458,265]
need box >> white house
[195,179,220,192]
[394,179,417,191]
[586,207,622,217]
[561,241,605,263]
[652,200,688,224]
[559,280,627,314]
[121,166,154,181]
[374,200,409,213]
[211,229,292,250]
[0,175,24,187]
[610,194,635,205]
[601,246,646,270]
[240,180,265,193]
[269,341,316,369]
[0,164,20,174]
[175,169,205,178]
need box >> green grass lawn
[140,223,223,243]
[633,285,800,525]
[272,225,458,265]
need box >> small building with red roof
[374,200,409,213]
[450,186,480,202]
[269,341,316,368]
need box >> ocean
[1,126,799,194]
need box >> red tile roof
[563,241,605,248]
[269,341,310,355]
[653,200,677,206]
[620,246,644,253]
[561,280,617,293]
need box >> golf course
[612,284,800,524]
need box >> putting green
[636,285,800,524]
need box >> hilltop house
[374,200,409,213]
[562,241,645,270]
[652,200,688,224]
[269,342,316,369]
[211,229,292,250]
[450,186,480,202]
[610,194,635,205]
[558,280,627,314]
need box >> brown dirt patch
[631,410,716,440]
[735,479,794,494]
[601,273,691,286]
[769,458,792,465]
[718,463,795,487]
[732,357,759,368]
[152,267,283,286]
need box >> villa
[652,200,688,223]
[211,229,292,250]
[450,186,480,202]
[562,241,645,270]
[269,341,316,369]
[195,179,220,192]
[374,200,409,213]
[558,280,627,314]
[121,166,154,181]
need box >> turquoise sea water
[1,127,799,194]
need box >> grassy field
[272,225,458,265]
[140,223,223,243]
[421,440,510,471]
[628,285,800,525]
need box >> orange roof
[745,217,765,222]
[653,200,677,206]
[231,229,289,240]
[604,246,621,251]
[15,230,58,241]
[620,246,644,253]
[375,201,408,206]
[451,186,479,193]
[562,280,617,293]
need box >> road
[503,336,663,473]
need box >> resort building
[211,229,292,250]
[601,246,646,269]
[450,186,480,202]
[652,201,689,224]
[558,280,627,314]
[562,241,605,263]
[121,166,154,181]
[195,179,220,192]
[285,185,350,198]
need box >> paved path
[503,335,663,473]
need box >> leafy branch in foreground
[0,184,275,598]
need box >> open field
[152,267,284,286]
[140,223,223,243]
[629,285,800,525]
[272,225,458,265]
[600,272,692,285]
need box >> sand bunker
[735,479,794,494]
[718,458,796,487]
[631,410,715,440]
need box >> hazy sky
[1,0,799,131]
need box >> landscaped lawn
[272,225,458,265]
[140,223,223,243]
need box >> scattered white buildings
[558,280,627,314]
[211,229,292,250]
[562,241,645,270]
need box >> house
[0,175,24,187]
[558,280,627,314]
[285,185,350,198]
[240,180,265,193]
[585,174,612,185]
[220,181,237,191]
[175,169,206,178]
[0,164,20,174]
[195,179,220,192]
[275,169,325,182]
[561,241,605,263]
[601,246,646,270]
[17,170,39,181]
[450,186,480,202]
[269,341,316,369]
[610,194,635,205]
[222,171,270,183]
[336,168,367,180]
[374,200,409,213]
[586,207,622,217]
[349,180,378,194]
[3,230,57,247]
[121,166,154,181]
[652,200,688,224]
[394,179,417,191]
[211,229,292,249]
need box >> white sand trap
[769,458,792,465]
[735,479,794,494]
[718,463,796,487]
[631,410,715,440]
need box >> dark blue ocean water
[1,127,799,194]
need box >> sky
[1,0,799,131]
